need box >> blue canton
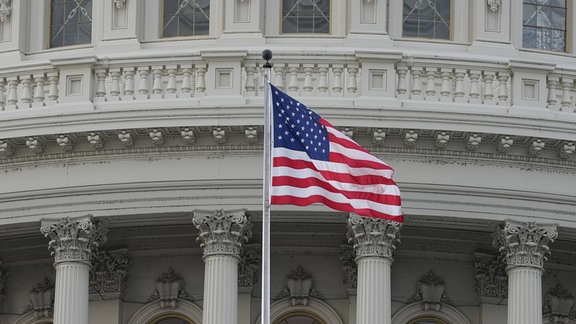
[271,85,330,161]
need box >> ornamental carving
[340,244,357,289]
[193,209,252,258]
[238,245,260,288]
[347,214,401,260]
[473,253,507,301]
[89,249,129,300]
[544,284,575,323]
[149,267,193,308]
[27,277,55,319]
[278,265,323,306]
[493,221,557,270]
[0,0,11,22]
[114,0,126,9]
[40,216,108,265]
[487,0,501,12]
[409,271,451,311]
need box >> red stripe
[272,176,401,206]
[271,195,404,222]
[273,157,397,186]
[327,131,372,155]
[329,152,393,171]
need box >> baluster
[151,66,164,99]
[244,65,257,96]
[560,78,573,112]
[440,68,453,102]
[546,75,559,111]
[287,66,300,95]
[258,67,266,95]
[317,64,329,96]
[109,68,121,101]
[468,70,481,104]
[332,64,343,96]
[164,65,178,98]
[410,67,423,100]
[195,64,207,97]
[0,78,6,109]
[5,76,19,110]
[347,65,359,95]
[32,73,46,108]
[136,66,150,100]
[454,69,466,103]
[20,75,33,108]
[122,67,135,101]
[47,72,59,104]
[94,68,108,102]
[425,67,438,101]
[181,66,192,97]
[274,65,285,91]
[302,65,314,94]
[497,71,509,105]
[396,64,408,99]
[483,71,496,104]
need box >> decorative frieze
[244,126,258,144]
[473,253,507,301]
[347,214,401,261]
[466,133,482,151]
[193,209,251,258]
[89,249,129,300]
[372,129,386,146]
[40,216,108,265]
[278,265,323,306]
[149,267,193,309]
[493,220,557,270]
[409,271,451,311]
[340,244,357,289]
[27,277,55,319]
[56,135,74,152]
[404,129,418,147]
[180,128,196,145]
[238,245,260,288]
[435,132,450,149]
[26,137,44,154]
[87,132,104,149]
[213,127,227,144]
[149,129,164,146]
[118,130,134,147]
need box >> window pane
[403,0,451,40]
[281,0,330,34]
[162,0,210,37]
[522,0,566,52]
[49,0,92,48]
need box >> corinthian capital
[346,214,401,261]
[493,220,557,270]
[41,215,108,265]
[193,209,252,258]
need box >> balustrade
[0,71,59,111]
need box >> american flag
[270,85,403,222]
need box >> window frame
[160,0,211,39]
[521,0,570,53]
[274,311,326,324]
[47,0,94,49]
[150,314,195,324]
[401,0,454,41]
[279,0,332,35]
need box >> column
[193,209,251,324]
[493,220,557,324]
[40,216,108,324]
[347,214,401,324]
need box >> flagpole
[261,49,273,324]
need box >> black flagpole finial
[262,49,273,68]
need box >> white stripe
[326,127,393,167]
[273,166,401,195]
[271,185,402,216]
[273,147,395,179]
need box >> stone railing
[0,52,575,117]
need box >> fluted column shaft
[356,257,392,324]
[347,214,401,324]
[41,216,107,324]
[493,220,557,324]
[193,209,251,324]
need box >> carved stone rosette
[346,214,401,261]
[493,221,557,270]
[238,244,260,288]
[193,209,252,259]
[473,253,508,301]
[40,216,108,266]
[89,249,129,300]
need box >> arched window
[150,314,194,324]
[274,311,326,324]
[408,316,450,324]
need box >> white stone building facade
[0,1,575,324]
